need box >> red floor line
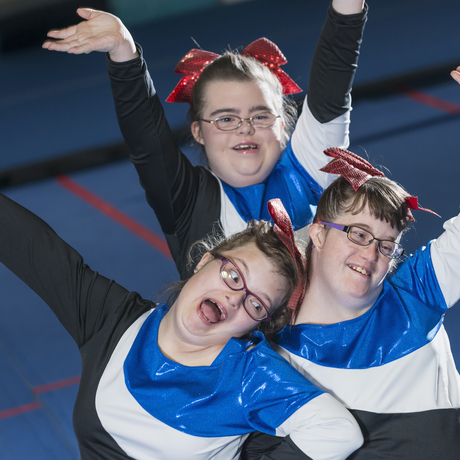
[0,376,81,421]
[56,175,172,260]
[0,401,42,420]
[32,375,81,395]
[397,84,460,114]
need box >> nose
[237,118,255,135]
[359,241,379,263]
[225,289,246,309]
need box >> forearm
[107,48,200,235]
[431,213,460,308]
[0,193,129,345]
[276,394,363,460]
[307,2,368,123]
[332,0,365,15]
[244,393,363,460]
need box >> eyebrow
[233,256,273,305]
[352,223,397,242]
[209,105,272,118]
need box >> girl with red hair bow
[44,1,367,280]
[244,143,460,459]
[0,190,364,459]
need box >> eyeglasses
[321,222,405,260]
[216,256,271,322]
[200,112,280,131]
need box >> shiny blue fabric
[221,140,323,230]
[124,305,323,437]
[275,242,448,369]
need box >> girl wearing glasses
[43,0,368,279]
[0,191,363,459]
[243,147,460,459]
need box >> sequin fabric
[166,38,302,103]
[320,147,439,221]
[320,147,384,191]
[267,198,306,313]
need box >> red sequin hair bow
[267,198,306,314]
[320,147,440,222]
[166,38,302,104]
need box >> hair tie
[166,38,302,104]
[267,199,305,316]
[320,147,440,222]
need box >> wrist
[109,39,138,62]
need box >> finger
[450,70,460,85]
[76,8,100,20]
[43,37,88,53]
[46,25,78,39]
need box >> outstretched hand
[42,8,138,62]
[451,66,460,85]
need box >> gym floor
[0,0,459,458]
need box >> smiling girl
[43,0,368,279]
[244,146,460,459]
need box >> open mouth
[199,299,226,323]
[349,265,371,277]
[233,144,258,151]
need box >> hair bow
[320,147,440,222]
[166,38,302,104]
[267,198,306,314]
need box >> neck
[157,311,224,367]
[295,277,377,326]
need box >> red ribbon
[166,38,302,104]
[267,198,305,314]
[320,147,440,222]
[320,147,384,191]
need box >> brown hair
[189,52,297,152]
[304,176,412,290]
[167,220,302,338]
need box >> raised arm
[107,51,221,279]
[431,213,460,308]
[0,193,130,347]
[291,1,367,189]
[43,9,221,279]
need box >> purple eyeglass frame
[216,256,271,322]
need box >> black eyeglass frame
[200,113,281,131]
[321,222,405,260]
[216,255,271,322]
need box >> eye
[217,115,238,124]
[249,299,263,312]
[350,228,369,242]
[380,241,395,253]
[228,268,240,285]
[253,113,270,121]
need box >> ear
[309,223,325,249]
[191,121,205,145]
[194,252,214,274]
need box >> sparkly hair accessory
[267,198,305,313]
[166,38,302,104]
[320,147,385,191]
[320,147,440,222]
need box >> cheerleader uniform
[107,4,368,279]
[271,214,460,459]
[0,193,363,460]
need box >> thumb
[76,8,98,20]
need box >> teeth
[201,300,226,323]
[352,266,370,276]
[234,144,257,150]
